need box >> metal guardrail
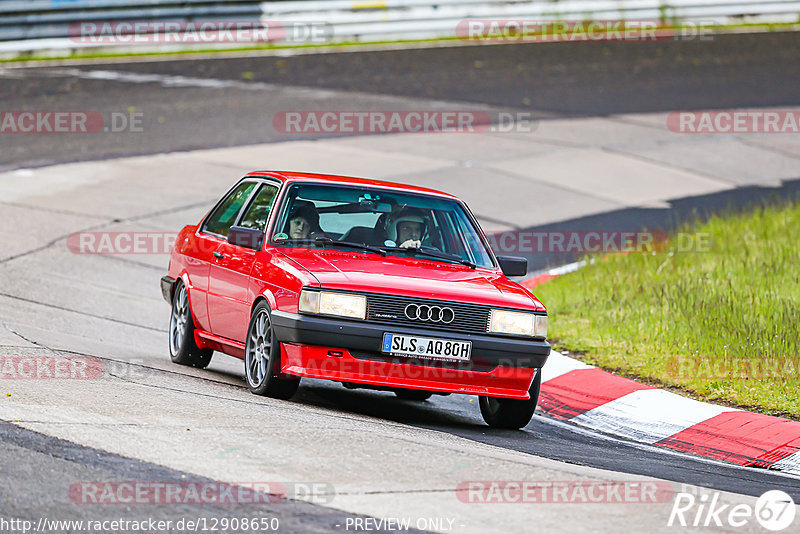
[0,0,798,53]
[269,0,800,40]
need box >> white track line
[539,350,593,383]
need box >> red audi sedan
[161,171,550,428]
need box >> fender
[176,271,209,350]
[254,287,278,314]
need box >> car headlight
[299,289,367,320]
[489,309,547,338]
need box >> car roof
[245,170,458,199]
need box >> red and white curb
[520,260,585,290]
[538,351,800,476]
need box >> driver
[386,207,427,249]
[287,204,321,239]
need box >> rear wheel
[394,389,433,401]
[479,370,541,429]
[245,302,300,399]
[168,280,213,368]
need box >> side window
[239,184,279,230]
[203,182,257,237]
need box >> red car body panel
[280,343,536,399]
[272,248,545,311]
[165,171,549,399]
[173,224,214,332]
[207,239,257,342]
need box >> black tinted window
[204,182,257,237]
[239,184,279,230]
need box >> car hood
[279,248,544,311]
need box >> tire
[479,370,541,429]
[394,389,433,401]
[244,301,300,399]
[169,280,213,368]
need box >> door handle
[213,252,225,259]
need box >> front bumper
[271,311,550,369]
[271,311,550,398]
[160,275,175,304]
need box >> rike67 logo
[669,490,796,531]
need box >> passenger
[287,204,321,239]
[386,207,427,249]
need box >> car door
[188,181,259,333]
[199,180,259,340]
[208,181,280,343]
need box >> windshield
[272,183,496,269]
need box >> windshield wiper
[277,236,387,256]
[382,246,476,269]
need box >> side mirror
[228,226,264,250]
[497,255,527,277]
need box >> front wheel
[245,302,300,399]
[479,370,541,429]
[169,280,213,368]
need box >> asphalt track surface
[1,421,396,533]
[1,31,799,171]
[2,32,800,531]
[291,382,800,498]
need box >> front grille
[366,294,490,334]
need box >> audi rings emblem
[404,304,455,324]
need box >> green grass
[2,22,799,64]
[534,201,800,418]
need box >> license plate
[381,333,471,362]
